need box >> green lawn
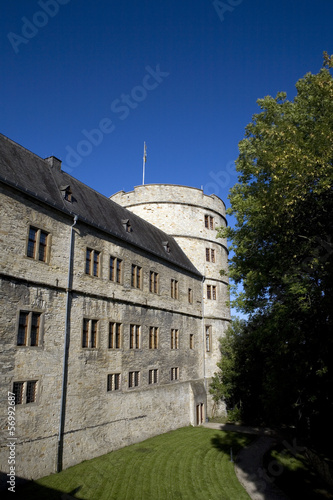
[19,426,252,500]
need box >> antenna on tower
[142,142,147,185]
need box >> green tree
[213,54,333,442]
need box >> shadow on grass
[0,472,81,500]
[211,432,252,456]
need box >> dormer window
[162,241,170,253]
[121,219,132,233]
[60,185,72,202]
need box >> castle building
[0,133,230,480]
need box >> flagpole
[142,142,147,185]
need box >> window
[130,324,141,349]
[149,327,159,349]
[149,369,158,385]
[13,380,38,405]
[149,271,159,294]
[171,329,179,349]
[204,215,214,230]
[205,326,211,352]
[82,319,98,348]
[171,279,179,299]
[109,322,121,349]
[128,371,140,388]
[162,241,170,253]
[207,285,217,300]
[206,248,216,262]
[110,256,122,283]
[86,248,100,277]
[107,373,121,391]
[27,226,50,262]
[171,367,179,381]
[17,311,42,346]
[190,334,194,350]
[121,219,131,232]
[188,288,193,304]
[131,265,142,288]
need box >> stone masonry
[0,134,230,480]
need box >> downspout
[201,276,207,421]
[57,214,78,472]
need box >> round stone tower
[111,184,230,416]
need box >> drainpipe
[201,276,207,421]
[57,214,78,472]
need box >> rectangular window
[86,248,100,277]
[148,369,158,385]
[171,279,179,299]
[149,271,159,294]
[206,248,216,262]
[149,326,159,349]
[171,329,179,349]
[188,288,193,304]
[13,380,37,405]
[109,322,121,349]
[190,334,194,350]
[205,326,211,352]
[27,226,49,262]
[17,311,42,347]
[107,373,121,391]
[171,367,179,381]
[207,285,217,300]
[204,215,214,230]
[130,324,140,349]
[82,319,99,348]
[131,265,142,288]
[129,371,140,388]
[110,256,122,283]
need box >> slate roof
[0,133,201,277]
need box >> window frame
[12,380,38,405]
[148,369,158,385]
[107,373,121,391]
[109,322,122,349]
[149,326,159,349]
[149,271,159,294]
[171,329,179,350]
[129,324,141,349]
[17,310,43,347]
[171,367,179,381]
[82,318,99,349]
[207,284,217,300]
[128,371,140,388]
[131,264,142,289]
[171,279,179,299]
[205,325,212,352]
[26,226,50,263]
[110,256,123,284]
[85,248,101,277]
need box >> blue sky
[1,0,333,313]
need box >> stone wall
[0,185,207,480]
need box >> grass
[18,426,253,500]
[264,444,333,500]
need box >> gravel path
[204,423,289,500]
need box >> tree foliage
[212,54,333,444]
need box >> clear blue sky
[1,0,332,315]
